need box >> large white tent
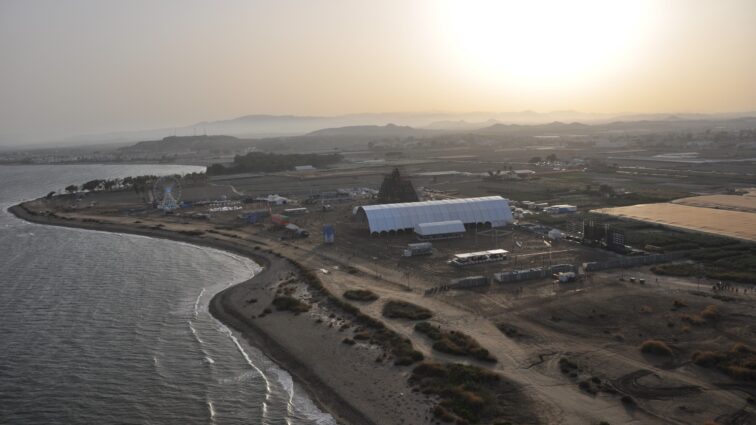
[356,196,513,234]
[415,220,466,237]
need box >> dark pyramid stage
[377,168,419,203]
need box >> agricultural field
[594,203,756,242]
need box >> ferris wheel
[152,175,182,211]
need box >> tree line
[207,152,342,175]
[60,172,207,195]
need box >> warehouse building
[355,196,513,235]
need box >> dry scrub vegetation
[287,262,425,366]
[382,300,433,320]
[272,295,311,313]
[415,321,497,363]
[640,339,674,357]
[409,362,539,425]
[342,289,379,302]
[692,343,756,381]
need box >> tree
[546,153,558,162]
[82,179,103,192]
[529,156,542,164]
[65,185,78,194]
[598,184,615,196]
[102,179,116,191]
[207,163,226,175]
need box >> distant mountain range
[118,135,252,154]
[39,110,756,147]
[305,123,434,138]
[110,116,756,157]
[475,117,756,136]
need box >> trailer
[284,223,309,238]
[283,207,308,215]
[403,242,433,257]
[450,276,489,289]
[448,249,508,267]
[544,204,577,214]
[494,267,548,283]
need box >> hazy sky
[1,0,755,144]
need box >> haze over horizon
[1,0,755,145]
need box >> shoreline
[7,203,374,425]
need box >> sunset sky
[1,0,755,144]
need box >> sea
[0,164,335,425]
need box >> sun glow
[437,0,659,92]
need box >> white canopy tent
[356,196,513,234]
[414,220,466,236]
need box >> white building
[355,196,513,235]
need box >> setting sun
[437,0,659,91]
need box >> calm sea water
[0,164,334,425]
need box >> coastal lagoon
[0,165,334,424]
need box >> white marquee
[356,196,513,234]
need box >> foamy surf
[207,399,216,421]
[217,320,272,422]
[272,368,337,425]
[193,288,205,319]
[188,320,204,344]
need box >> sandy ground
[13,195,756,425]
[673,194,756,213]
[594,202,756,242]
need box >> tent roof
[357,196,513,234]
[414,220,466,236]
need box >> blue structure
[323,224,335,244]
[243,209,270,224]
